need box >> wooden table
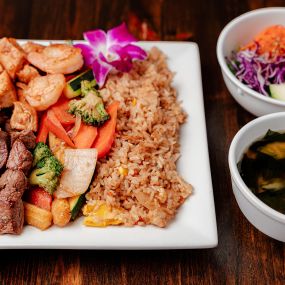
[0,0,284,284]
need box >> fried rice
[84,47,192,227]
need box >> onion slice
[71,115,81,139]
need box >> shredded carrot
[241,25,285,57]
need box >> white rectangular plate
[0,41,217,249]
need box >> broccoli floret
[29,156,63,194]
[81,79,97,96]
[68,80,110,126]
[32,142,53,167]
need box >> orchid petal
[99,51,132,72]
[123,44,147,60]
[73,43,95,67]
[108,59,133,72]
[83,29,107,57]
[109,44,147,61]
[92,58,112,88]
[107,23,137,48]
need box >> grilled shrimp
[27,44,84,74]
[22,41,44,54]
[17,74,65,111]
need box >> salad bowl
[217,7,285,116]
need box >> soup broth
[239,130,285,214]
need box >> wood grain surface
[0,0,285,284]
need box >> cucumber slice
[64,69,95,99]
[69,193,86,220]
[269,83,285,101]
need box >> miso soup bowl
[217,8,285,117]
[229,112,285,241]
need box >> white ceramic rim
[228,112,285,224]
[217,7,285,107]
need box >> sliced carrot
[92,101,119,158]
[46,109,75,147]
[51,97,75,126]
[36,113,49,143]
[242,25,285,57]
[74,122,98,149]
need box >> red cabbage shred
[227,43,285,96]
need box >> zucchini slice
[69,193,86,220]
[64,69,95,99]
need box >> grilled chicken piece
[0,71,17,108]
[17,64,39,84]
[0,38,26,79]
[10,101,38,132]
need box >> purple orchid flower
[75,23,147,88]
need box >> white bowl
[229,112,285,241]
[217,7,285,116]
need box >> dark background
[0,0,285,284]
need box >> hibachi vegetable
[29,156,63,194]
[73,122,97,148]
[36,109,75,146]
[24,202,53,230]
[48,132,67,164]
[92,101,119,158]
[29,142,63,194]
[32,142,53,166]
[69,80,109,126]
[51,198,71,227]
[24,187,52,211]
[36,113,49,143]
[63,69,95,98]
[46,109,75,147]
[69,194,86,220]
[51,97,75,125]
[54,148,97,198]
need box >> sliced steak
[10,130,36,150]
[6,140,33,175]
[0,169,28,195]
[0,169,27,234]
[0,198,24,235]
[0,130,8,170]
